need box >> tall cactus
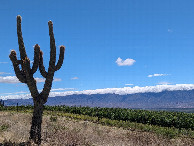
[9,15,65,144]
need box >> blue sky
[1,0,194,99]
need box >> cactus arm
[40,20,56,102]
[9,50,27,83]
[48,21,56,68]
[40,46,65,102]
[31,44,40,74]
[40,70,55,103]
[40,21,65,103]
[23,57,39,98]
[41,45,65,103]
[39,20,57,78]
[17,15,27,60]
[39,51,48,78]
[55,46,65,71]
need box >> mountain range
[3,89,194,109]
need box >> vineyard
[0,105,193,130]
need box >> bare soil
[0,111,193,146]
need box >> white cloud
[71,77,79,80]
[168,29,173,33]
[49,84,194,96]
[51,88,75,91]
[125,84,133,86]
[0,76,19,83]
[0,76,61,83]
[0,93,32,100]
[148,74,169,78]
[0,88,74,96]
[35,78,61,83]
[116,57,136,66]
[157,82,171,85]
[0,91,29,95]
[2,84,194,100]
[53,78,62,82]
[0,72,11,75]
[35,78,45,83]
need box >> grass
[45,110,194,139]
[50,115,58,122]
[0,123,9,132]
[0,110,193,145]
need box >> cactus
[9,15,65,144]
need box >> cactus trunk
[30,100,44,144]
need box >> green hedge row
[44,105,194,130]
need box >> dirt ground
[0,111,193,146]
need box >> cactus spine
[9,15,65,144]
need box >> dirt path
[0,112,193,145]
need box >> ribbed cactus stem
[9,50,27,83]
[23,57,39,98]
[55,45,65,71]
[39,51,48,78]
[48,20,56,68]
[40,21,58,101]
[31,44,40,74]
[17,15,27,61]
[9,15,65,144]
[40,21,65,103]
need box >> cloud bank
[116,57,136,66]
[1,84,194,100]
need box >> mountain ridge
[3,89,194,109]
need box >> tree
[9,15,65,144]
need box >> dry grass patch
[0,111,193,146]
